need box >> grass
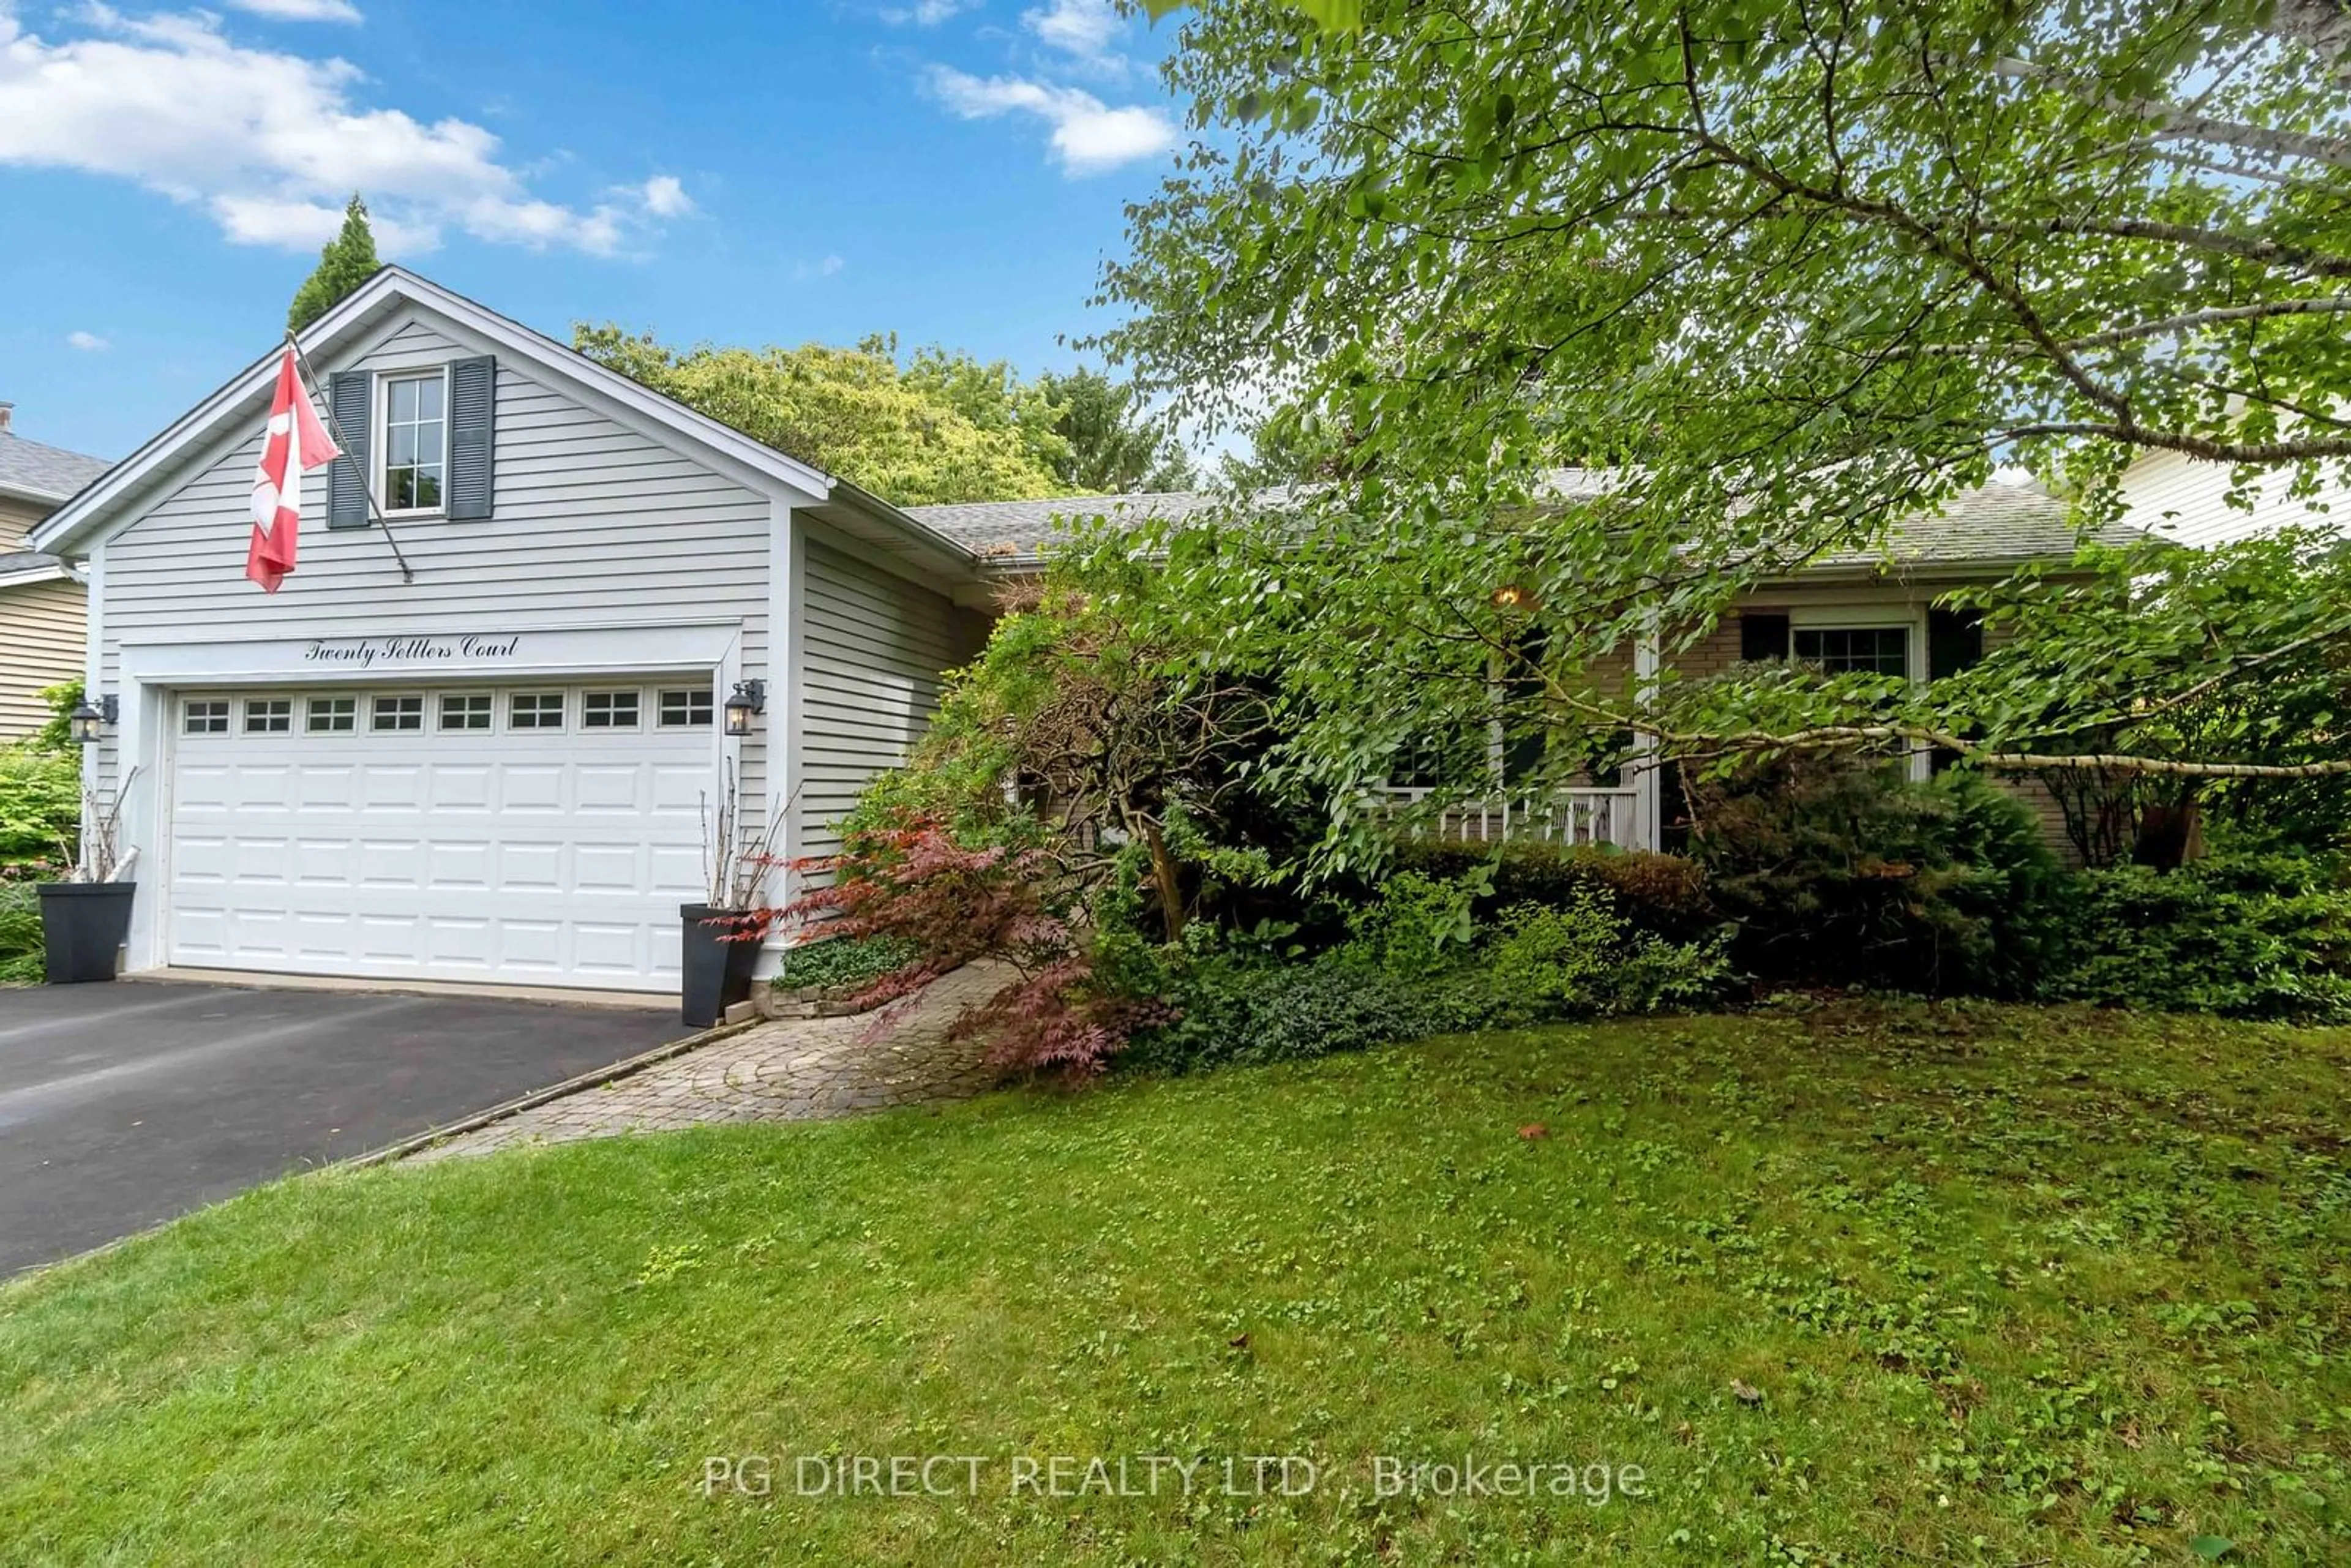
[2,1000,2347,1565]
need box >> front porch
[1374,782,1657,852]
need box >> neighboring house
[29,266,2126,996]
[2116,446,2349,547]
[0,404,110,740]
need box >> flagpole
[284,329,416,586]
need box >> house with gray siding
[30,268,988,993]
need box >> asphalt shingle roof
[0,427,112,505]
[907,490,1228,559]
[904,471,2142,570]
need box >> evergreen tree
[287,195,381,333]
[1037,367,1196,493]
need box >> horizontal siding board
[2120,448,2350,549]
[0,577,86,739]
[795,538,963,855]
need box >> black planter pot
[680,904,761,1028]
[39,881,137,984]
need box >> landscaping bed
[2,1000,2345,1563]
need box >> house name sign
[303,634,523,669]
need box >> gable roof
[0,427,111,508]
[905,471,2142,572]
[28,267,977,582]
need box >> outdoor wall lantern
[69,694,118,745]
[1490,582,1537,613]
[724,680,767,737]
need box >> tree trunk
[1141,819,1187,943]
[2267,0,2351,77]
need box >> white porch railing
[1374,786,1646,850]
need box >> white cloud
[926,66,1175,174]
[1024,0,1125,72]
[67,329,109,351]
[879,0,968,24]
[793,253,844,281]
[637,174,693,217]
[0,7,673,255]
[225,0,363,22]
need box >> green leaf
[2189,1539,2235,1561]
[1284,0,1362,32]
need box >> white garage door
[166,681,719,991]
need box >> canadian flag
[246,347,342,593]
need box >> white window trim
[376,366,452,520]
[1788,606,1931,781]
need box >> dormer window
[381,370,448,513]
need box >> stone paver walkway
[412,963,1007,1160]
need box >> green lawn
[3,1002,2347,1565]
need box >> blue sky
[0,0,1192,462]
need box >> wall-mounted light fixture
[724,679,767,737]
[69,694,118,746]
[1490,583,1537,613]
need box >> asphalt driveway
[0,980,686,1277]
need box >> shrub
[0,743,78,871]
[0,880,42,986]
[1483,893,1734,1018]
[1123,871,1735,1076]
[2052,854,2351,1022]
[771,932,921,995]
[1387,840,1712,940]
[1341,867,1487,979]
[1122,949,1491,1074]
[1688,755,2067,997]
[746,808,1161,1080]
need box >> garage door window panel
[583,691,640,730]
[659,688,713,728]
[184,699,229,735]
[440,694,493,732]
[308,697,356,733]
[511,692,564,730]
[373,696,424,732]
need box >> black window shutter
[1927,607,1985,682]
[327,371,371,529]
[1739,612,1790,662]
[446,356,496,520]
[1927,607,1988,773]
